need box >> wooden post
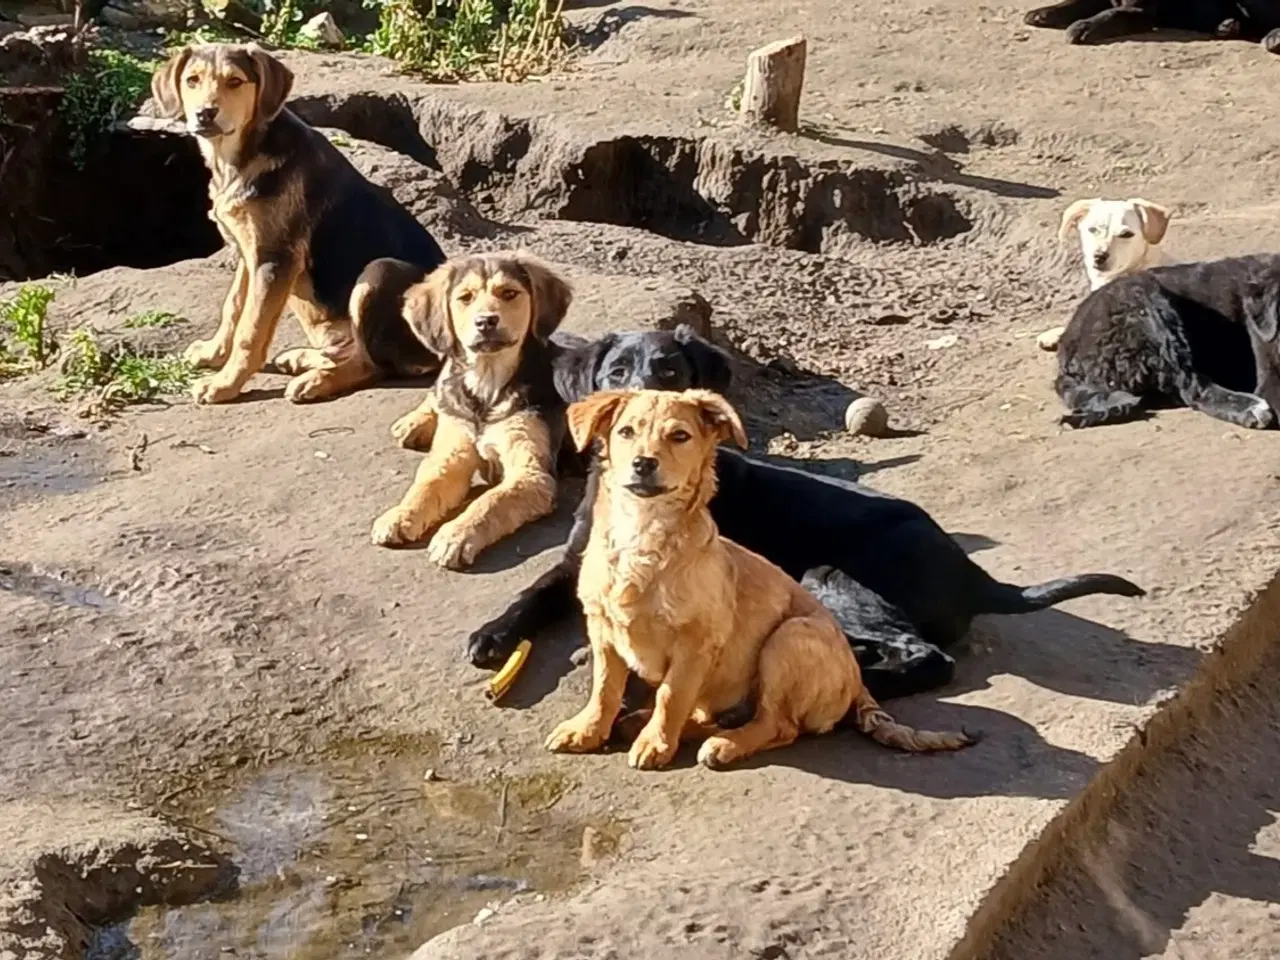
[739,36,807,133]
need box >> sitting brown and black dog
[1024,0,1280,52]
[150,43,447,405]
[368,253,572,570]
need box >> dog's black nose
[195,106,218,125]
[1092,253,1108,267]
[631,456,658,478]
[474,313,499,333]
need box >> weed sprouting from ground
[60,48,156,169]
[362,0,566,81]
[0,285,57,376]
[123,310,187,329]
[56,327,194,415]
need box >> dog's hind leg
[1065,8,1158,44]
[1180,378,1274,430]
[1057,376,1145,428]
[1024,0,1109,29]
[800,566,955,700]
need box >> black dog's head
[554,324,733,403]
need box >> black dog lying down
[1057,254,1280,430]
[1024,0,1280,51]
[469,326,1146,701]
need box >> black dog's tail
[978,573,1145,615]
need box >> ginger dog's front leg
[371,417,480,547]
[425,413,556,570]
[186,257,248,371]
[546,619,628,754]
[629,632,718,770]
[193,258,299,404]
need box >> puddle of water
[96,736,609,960]
[0,561,118,610]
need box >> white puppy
[1038,197,1174,351]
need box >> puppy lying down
[545,388,977,771]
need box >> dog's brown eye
[497,288,519,301]
[185,74,199,87]
[457,291,475,305]
[617,425,635,439]
[670,429,691,443]
[226,77,244,89]
[1117,230,1134,239]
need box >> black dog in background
[1056,254,1280,429]
[1024,0,1280,51]
[470,326,1146,701]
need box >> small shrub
[362,0,566,81]
[60,49,156,169]
[123,310,187,329]
[0,284,57,374]
[56,327,194,414]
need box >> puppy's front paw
[1245,399,1275,430]
[545,716,608,753]
[467,619,520,669]
[283,370,331,404]
[426,519,479,569]
[628,727,676,770]
[391,410,438,451]
[184,338,228,370]
[191,374,242,405]
[371,506,424,547]
[1065,20,1094,44]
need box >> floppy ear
[519,256,573,340]
[248,44,293,125]
[554,335,612,403]
[673,324,732,392]
[151,47,192,120]
[686,389,747,449]
[567,390,630,453]
[1131,198,1171,245]
[1058,198,1096,243]
[1246,280,1280,344]
[403,263,456,357]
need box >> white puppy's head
[1059,198,1171,287]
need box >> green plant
[261,0,324,49]
[123,310,187,329]
[164,21,243,49]
[56,327,194,413]
[0,284,57,373]
[60,49,156,169]
[362,0,566,81]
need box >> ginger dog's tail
[850,690,979,752]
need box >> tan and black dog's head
[568,389,746,505]
[403,254,573,363]
[151,43,294,141]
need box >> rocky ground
[3,1,1280,958]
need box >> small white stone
[1037,326,1065,352]
[473,907,495,926]
[925,333,959,350]
[299,11,344,49]
[354,832,369,841]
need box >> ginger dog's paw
[697,736,743,770]
[283,370,332,404]
[390,410,437,451]
[190,374,241,405]
[627,727,677,770]
[426,519,479,569]
[545,717,608,754]
[271,347,320,376]
[183,338,228,370]
[370,507,423,547]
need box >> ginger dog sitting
[545,388,978,770]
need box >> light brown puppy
[546,388,977,770]
[370,253,571,570]
[150,43,446,405]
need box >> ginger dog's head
[1058,197,1170,286]
[568,389,746,505]
[405,253,572,363]
[151,43,293,140]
